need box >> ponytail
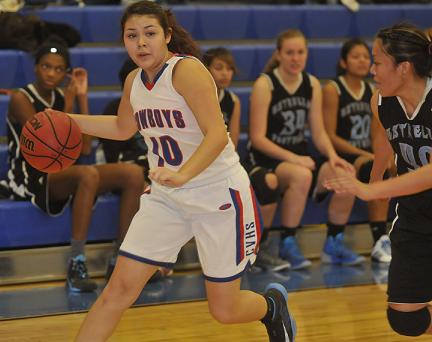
[165,9,201,59]
[263,51,279,74]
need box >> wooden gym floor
[1,284,431,341]
[1,260,431,341]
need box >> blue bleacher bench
[0,195,119,249]
[0,44,347,88]
[0,95,9,137]
[1,3,410,250]
[21,4,432,42]
[0,145,8,180]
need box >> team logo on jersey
[229,187,263,266]
[134,109,186,131]
[219,203,232,210]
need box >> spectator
[203,47,290,272]
[202,47,241,148]
[246,29,362,271]
[1,40,144,292]
[322,38,392,264]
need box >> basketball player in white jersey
[46,2,296,341]
[325,23,432,338]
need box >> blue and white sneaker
[67,254,97,292]
[280,236,312,270]
[321,233,365,266]
[371,235,391,263]
[262,283,296,342]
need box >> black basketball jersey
[251,70,312,160]
[219,89,235,128]
[101,98,148,165]
[6,84,64,201]
[332,76,373,151]
[378,79,432,229]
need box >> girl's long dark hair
[121,1,201,59]
[377,22,432,78]
[202,47,238,74]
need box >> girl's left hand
[149,167,189,188]
[329,154,355,175]
[71,67,88,96]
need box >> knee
[387,306,431,336]
[265,173,278,190]
[292,168,312,191]
[208,302,236,324]
[78,166,100,190]
[251,168,280,205]
[102,277,139,308]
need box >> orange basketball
[20,111,82,173]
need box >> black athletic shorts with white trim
[388,214,432,303]
[243,151,326,197]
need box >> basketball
[20,111,82,173]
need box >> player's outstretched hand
[149,167,189,188]
[324,172,374,201]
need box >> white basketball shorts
[119,164,263,282]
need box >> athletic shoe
[280,236,312,270]
[321,233,365,266]
[371,235,391,263]
[262,283,296,342]
[67,254,97,292]
[255,249,291,272]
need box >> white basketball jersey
[130,55,239,188]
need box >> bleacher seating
[0,195,119,248]
[0,43,345,88]
[21,4,432,42]
[0,3,418,250]
[0,144,7,180]
[0,95,8,137]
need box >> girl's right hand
[291,155,316,170]
[71,67,88,96]
[324,172,374,201]
[64,75,77,97]
[149,167,189,188]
